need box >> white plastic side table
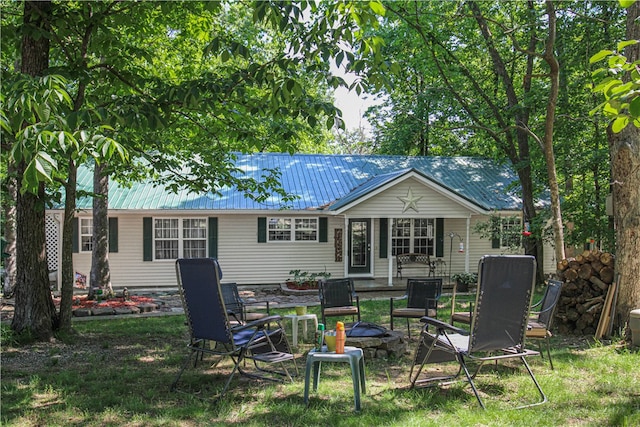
[284,313,318,346]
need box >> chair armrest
[227,310,242,324]
[530,298,543,310]
[531,303,556,317]
[420,316,468,335]
[231,314,283,332]
[241,298,270,314]
[390,294,408,311]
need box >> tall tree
[539,1,565,263]
[11,1,58,339]
[606,1,640,334]
[376,1,545,275]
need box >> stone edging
[279,282,319,296]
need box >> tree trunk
[542,1,566,263]
[58,158,77,331]
[12,181,58,339]
[609,1,640,335]
[11,0,58,339]
[3,167,17,296]
[90,161,113,297]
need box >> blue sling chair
[171,258,297,398]
[409,255,547,409]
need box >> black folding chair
[171,258,296,398]
[410,255,546,409]
[319,278,360,326]
[526,279,562,369]
[221,282,270,324]
[390,278,442,339]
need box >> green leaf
[611,116,629,133]
[630,97,640,117]
[593,77,621,95]
[617,39,639,51]
[589,50,614,64]
[619,0,635,8]
[604,101,620,116]
[369,1,386,16]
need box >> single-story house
[44,153,555,289]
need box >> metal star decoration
[398,187,423,213]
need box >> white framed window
[268,217,318,242]
[80,218,93,252]
[392,218,435,256]
[154,218,207,260]
[501,217,522,248]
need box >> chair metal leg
[458,354,486,409]
[545,337,554,370]
[170,347,198,391]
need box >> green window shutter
[435,218,444,258]
[257,217,267,243]
[143,217,152,261]
[72,217,79,253]
[208,217,218,258]
[379,218,388,258]
[319,217,328,243]
[108,217,118,253]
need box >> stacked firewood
[555,250,615,335]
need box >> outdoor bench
[395,253,436,278]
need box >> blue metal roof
[70,153,523,211]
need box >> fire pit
[344,322,408,359]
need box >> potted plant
[451,272,478,292]
[285,270,331,290]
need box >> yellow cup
[324,331,337,352]
[295,306,307,315]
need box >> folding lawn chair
[171,258,297,398]
[409,255,546,409]
[221,282,270,324]
[390,278,442,339]
[526,279,562,370]
[319,278,360,326]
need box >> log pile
[555,250,615,335]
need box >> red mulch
[52,295,155,310]
[284,282,319,291]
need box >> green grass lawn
[1,299,638,426]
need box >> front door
[348,219,371,275]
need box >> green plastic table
[303,346,366,411]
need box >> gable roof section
[69,153,523,212]
[328,168,491,213]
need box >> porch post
[343,216,349,277]
[464,216,471,272]
[387,218,393,286]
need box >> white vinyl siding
[344,178,472,218]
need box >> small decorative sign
[334,228,343,262]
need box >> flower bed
[53,294,155,310]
